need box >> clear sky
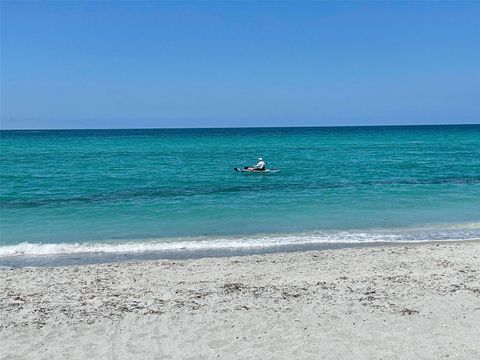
[1,1,479,129]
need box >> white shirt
[254,160,266,169]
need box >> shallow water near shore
[1,125,479,264]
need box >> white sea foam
[1,225,479,257]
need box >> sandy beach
[1,241,479,360]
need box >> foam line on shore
[1,225,480,257]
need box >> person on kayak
[253,157,266,171]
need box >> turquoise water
[1,125,479,258]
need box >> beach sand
[1,241,479,360]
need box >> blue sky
[1,1,479,129]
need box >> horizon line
[1,122,479,131]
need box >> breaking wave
[1,223,479,257]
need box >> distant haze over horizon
[1,2,479,130]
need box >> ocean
[1,125,479,266]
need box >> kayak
[234,167,280,173]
